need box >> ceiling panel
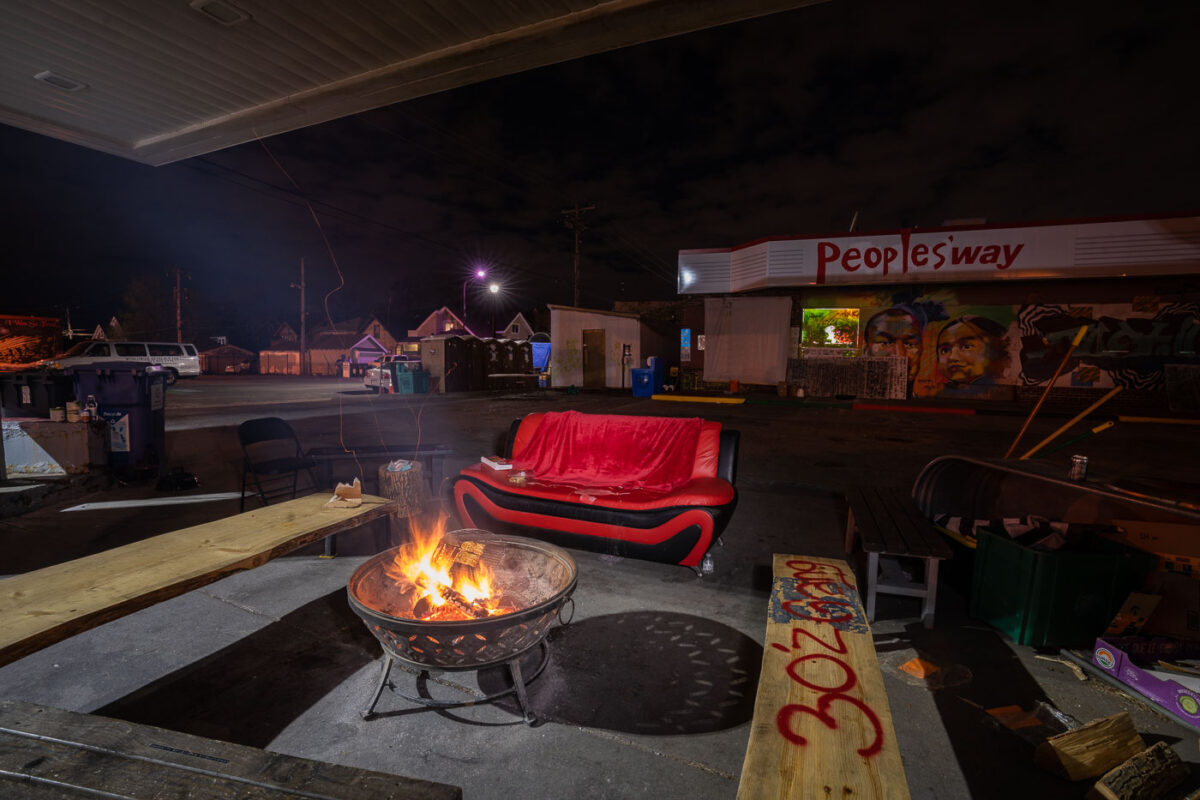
[0,0,825,165]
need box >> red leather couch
[452,411,739,572]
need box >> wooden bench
[844,486,953,629]
[0,493,392,667]
[738,555,910,799]
[0,699,461,799]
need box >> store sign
[678,215,1200,292]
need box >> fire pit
[347,528,577,723]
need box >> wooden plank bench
[0,699,461,799]
[738,555,910,799]
[844,485,953,629]
[0,492,393,667]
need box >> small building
[547,305,646,390]
[199,343,256,374]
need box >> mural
[800,289,1200,400]
[0,315,60,368]
[1019,302,1200,391]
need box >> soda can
[1069,455,1088,481]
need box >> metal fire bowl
[347,530,577,670]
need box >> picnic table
[0,492,392,667]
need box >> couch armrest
[718,429,739,485]
[503,417,522,459]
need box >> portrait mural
[801,290,1199,401]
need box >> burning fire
[383,517,508,621]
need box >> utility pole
[297,258,307,376]
[173,266,182,343]
[562,204,594,307]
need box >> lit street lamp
[462,267,487,323]
[488,282,500,337]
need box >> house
[409,307,475,339]
[499,312,535,341]
[258,323,301,375]
[256,316,398,376]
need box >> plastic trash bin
[72,363,168,472]
[388,365,415,394]
[632,368,655,397]
[0,369,77,419]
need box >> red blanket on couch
[511,411,704,492]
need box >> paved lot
[1,381,1198,798]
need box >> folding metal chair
[238,417,319,511]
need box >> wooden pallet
[0,493,393,666]
[738,555,909,799]
[844,486,952,628]
[0,699,461,799]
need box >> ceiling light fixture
[33,71,86,92]
[189,0,249,26]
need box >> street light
[462,267,487,322]
[488,282,501,337]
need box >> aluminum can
[1068,455,1088,481]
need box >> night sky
[2,0,1196,346]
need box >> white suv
[363,354,419,393]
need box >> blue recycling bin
[646,356,665,392]
[72,363,167,472]
[632,368,655,397]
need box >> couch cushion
[462,464,734,510]
[511,411,706,492]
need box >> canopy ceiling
[2,0,824,165]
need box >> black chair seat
[238,417,319,511]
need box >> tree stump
[378,462,429,539]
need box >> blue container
[646,356,665,391]
[632,368,655,397]
[412,370,431,393]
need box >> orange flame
[383,515,502,620]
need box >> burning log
[403,570,492,620]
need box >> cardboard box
[1092,638,1200,731]
[1142,572,1200,641]
[1107,519,1200,578]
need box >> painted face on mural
[864,311,922,381]
[936,318,1006,385]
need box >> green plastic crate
[970,527,1157,648]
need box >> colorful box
[1091,638,1200,731]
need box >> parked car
[363,354,420,393]
[41,340,200,385]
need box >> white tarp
[703,296,793,384]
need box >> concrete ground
[1,382,1199,799]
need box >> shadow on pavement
[478,611,762,734]
[97,588,378,749]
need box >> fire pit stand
[347,531,577,725]
[360,637,553,723]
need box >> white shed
[548,305,644,389]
